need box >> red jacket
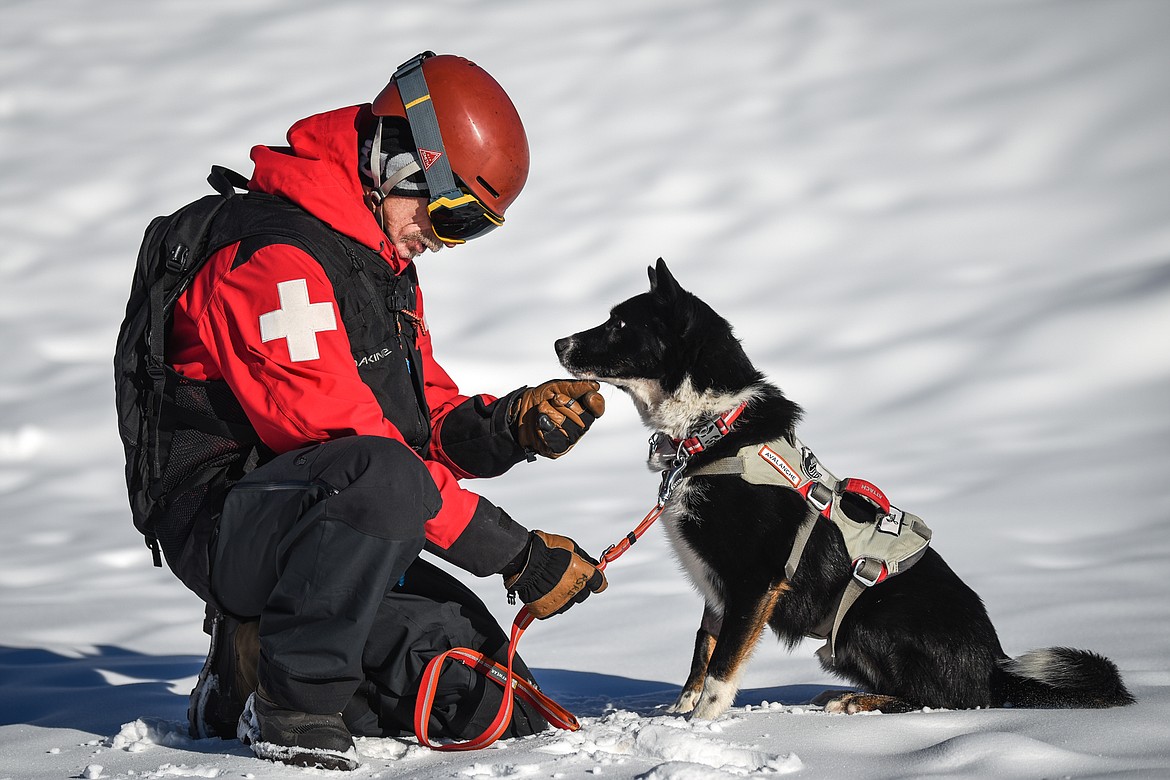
[169,106,527,571]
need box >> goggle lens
[427,189,504,244]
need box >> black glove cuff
[499,530,534,580]
[508,538,571,604]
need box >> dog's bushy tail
[997,647,1134,708]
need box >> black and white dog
[555,258,1133,720]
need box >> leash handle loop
[414,607,580,751]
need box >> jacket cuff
[432,388,529,478]
[425,498,529,577]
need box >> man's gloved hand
[509,380,605,459]
[503,531,608,619]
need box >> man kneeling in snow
[118,52,606,771]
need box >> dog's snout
[554,336,573,357]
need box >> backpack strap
[144,193,235,481]
[144,166,262,455]
[142,168,252,495]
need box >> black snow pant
[209,435,548,739]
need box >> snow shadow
[533,668,828,716]
[0,645,834,735]
[0,645,195,734]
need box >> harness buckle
[692,423,724,451]
[806,482,834,513]
[852,557,887,587]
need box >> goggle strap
[392,53,459,197]
[378,159,423,197]
[371,113,385,192]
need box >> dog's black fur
[556,258,1133,719]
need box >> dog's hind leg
[690,583,787,721]
[666,604,722,714]
[818,691,919,714]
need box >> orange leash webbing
[412,501,666,751]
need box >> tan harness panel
[686,436,932,660]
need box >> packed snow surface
[2,1,1169,778]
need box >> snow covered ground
[3,1,1170,777]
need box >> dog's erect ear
[649,257,683,301]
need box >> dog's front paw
[690,677,736,721]
[665,689,700,715]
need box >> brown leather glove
[504,531,608,619]
[509,380,605,459]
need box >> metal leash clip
[657,448,690,506]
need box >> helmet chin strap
[366,188,387,233]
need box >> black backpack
[114,167,328,599]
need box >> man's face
[378,195,453,260]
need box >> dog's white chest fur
[659,481,724,612]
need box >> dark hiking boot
[237,690,359,771]
[188,607,260,739]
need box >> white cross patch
[258,279,338,362]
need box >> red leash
[413,405,750,750]
[413,500,667,750]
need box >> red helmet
[372,54,529,218]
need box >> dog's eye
[610,318,626,330]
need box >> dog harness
[676,426,933,660]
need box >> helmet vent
[476,176,500,199]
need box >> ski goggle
[427,186,504,244]
[389,52,505,245]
